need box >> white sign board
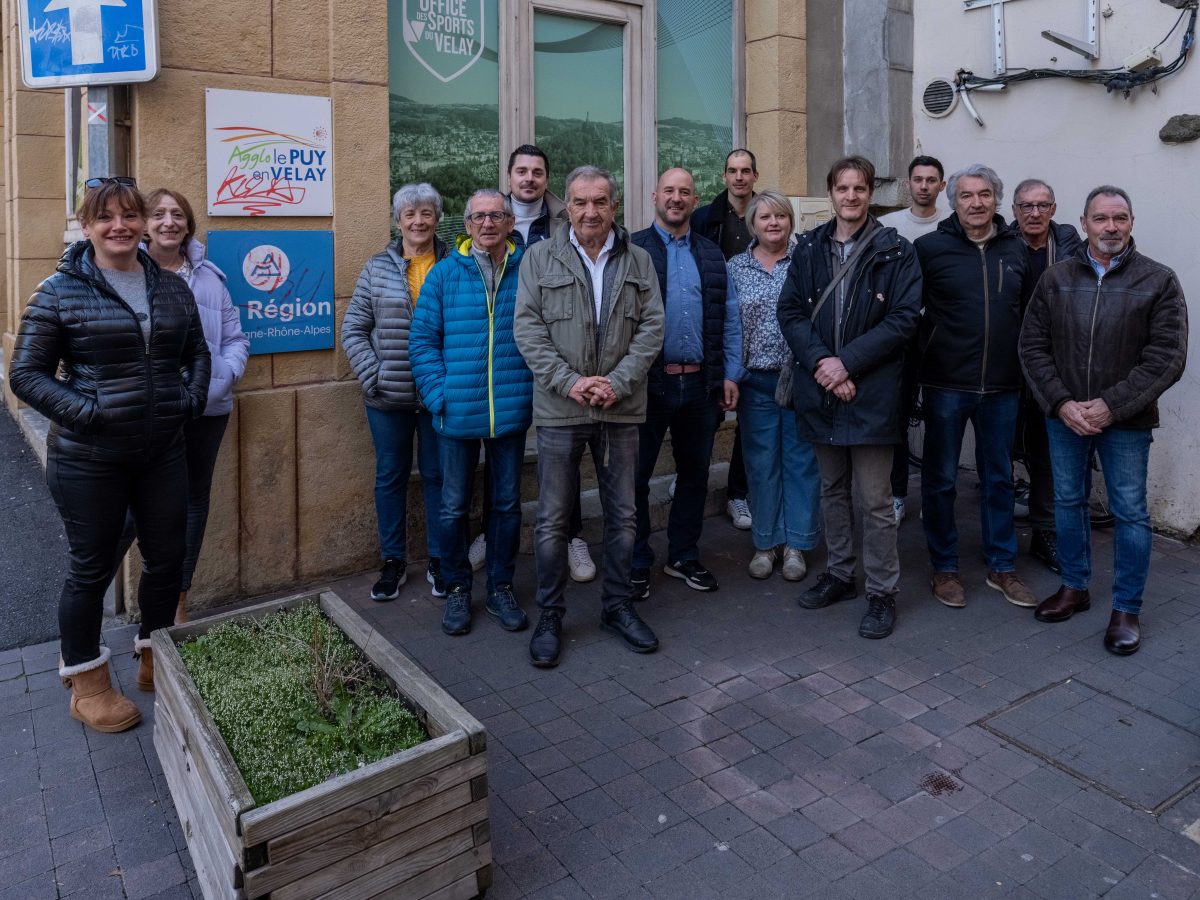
[205,88,333,217]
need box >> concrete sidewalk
[2,489,1200,899]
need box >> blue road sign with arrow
[18,0,159,88]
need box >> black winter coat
[9,242,211,461]
[777,218,922,445]
[915,213,1030,393]
[632,226,728,397]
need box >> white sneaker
[668,477,677,500]
[568,538,597,582]
[892,496,906,524]
[468,533,486,572]
[727,498,752,530]
[748,548,776,579]
[781,548,807,582]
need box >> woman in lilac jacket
[143,189,249,622]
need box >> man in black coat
[1008,178,1083,574]
[777,156,921,640]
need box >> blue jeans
[634,372,720,568]
[739,370,821,551]
[439,431,526,595]
[921,387,1019,572]
[364,406,441,562]
[1047,420,1152,614]
[535,423,638,614]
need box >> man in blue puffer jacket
[411,189,533,638]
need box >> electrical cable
[957,3,1197,98]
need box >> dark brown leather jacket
[1019,241,1187,429]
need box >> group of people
[347,144,1187,671]
[10,180,248,733]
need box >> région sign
[402,0,485,83]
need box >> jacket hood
[185,237,227,283]
[455,234,519,257]
[936,212,1010,242]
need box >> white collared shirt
[569,227,615,323]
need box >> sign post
[17,0,159,88]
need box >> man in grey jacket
[514,165,665,667]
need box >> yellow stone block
[331,81,390,297]
[272,349,334,385]
[330,0,388,85]
[158,0,272,76]
[11,134,64,200]
[295,380,376,579]
[188,406,241,609]
[745,0,807,42]
[274,0,331,82]
[10,201,68,265]
[14,89,66,137]
[333,295,353,381]
[746,36,807,116]
[238,389,298,595]
[237,357,272,391]
[749,109,808,196]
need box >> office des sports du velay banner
[207,231,335,355]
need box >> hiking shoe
[486,584,529,632]
[665,559,718,592]
[893,496,906,523]
[727,498,752,530]
[798,571,857,609]
[631,566,650,601]
[748,548,776,579]
[986,571,1038,608]
[781,548,807,582]
[1030,530,1061,575]
[568,538,597,582]
[931,571,965,608]
[441,588,472,635]
[468,533,486,571]
[859,593,897,639]
[426,557,446,597]
[529,611,563,667]
[371,559,406,601]
[601,602,659,653]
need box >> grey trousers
[812,443,900,596]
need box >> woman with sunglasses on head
[9,178,210,734]
[141,188,249,623]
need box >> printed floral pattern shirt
[727,236,796,372]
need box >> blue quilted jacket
[410,237,533,439]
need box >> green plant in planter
[178,602,427,804]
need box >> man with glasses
[1008,179,1082,575]
[411,189,533,638]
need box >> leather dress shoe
[1104,611,1141,655]
[601,602,659,653]
[1034,586,1090,623]
[529,611,563,667]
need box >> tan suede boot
[134,638,154,692]
[60,648,141,733]
[175,591,188,625]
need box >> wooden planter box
[152,590,491,900]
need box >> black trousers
[48,439,187,666]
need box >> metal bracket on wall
[963,0,1028,75]
[1042,0,1100,60]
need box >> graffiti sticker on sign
[402,0,485,83]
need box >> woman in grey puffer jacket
[342,183,449,602]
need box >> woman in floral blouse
[727,190,821,581]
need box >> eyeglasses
[84,176,138,189]
[1015,202,1053,214]
[466,211,511,224]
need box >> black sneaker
[601,602,659,653]
[529,611,563,667]
[664,559,718,592]
[630,566,650,601]
[426,557,447,597]
[859,593,896,639]
[798,571,857,609]
[371,559,406,601]
[486,584,529,632]
[441,587,472,635]
[1030,530,1061,575]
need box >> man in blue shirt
[631,168,742,596]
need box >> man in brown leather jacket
[1019,185,1188,656]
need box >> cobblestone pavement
[3,488,1200,899]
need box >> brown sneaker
[931,572,965,608]
[986,571,1038,608]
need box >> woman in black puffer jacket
[9,179,209,734]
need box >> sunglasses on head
[84,176,138,189]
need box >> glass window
[388,0,499,241]
[655,0,734,202]
[534,13,625,202]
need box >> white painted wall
[912,0,1200,536]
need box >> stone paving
[3,486,1200,899]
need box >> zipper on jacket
[91,265,157,447]
[1086,274,1103,398]
[979,246,991,392]
[473,253,508,438]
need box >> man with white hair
[915,164,1038,612]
